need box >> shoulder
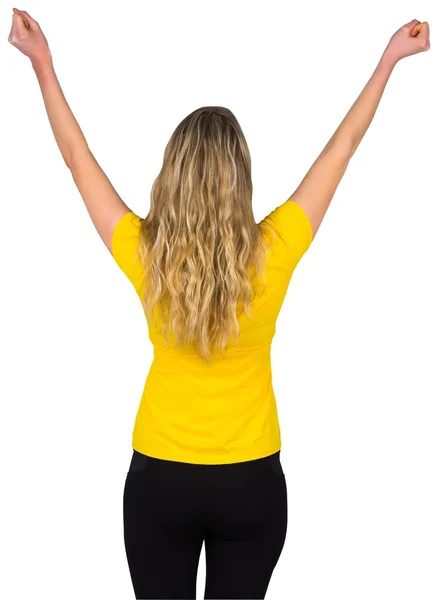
[259,200,313,265]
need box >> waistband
[129,449,281,472]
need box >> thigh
[123,450,204,600]
[203,453,288,599]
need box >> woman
[8,9,430,599]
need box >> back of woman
[112,189,313,465]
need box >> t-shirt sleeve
[259,200,314,268]
[111,210,145,293]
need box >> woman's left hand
[8,8,51,65]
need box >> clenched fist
[8,8,51,66]
[385,19,430,63]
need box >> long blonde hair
[138,106,274,363]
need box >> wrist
[31,49,53,74]
[380,48,399,71]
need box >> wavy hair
[137,106,274,363]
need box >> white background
[1,1,437,598]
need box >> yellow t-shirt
[111,199,313,464]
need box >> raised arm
[289,19,430,239]
[8,8,132,253]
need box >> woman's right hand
[8,8,51,67]
[384,19,430,64]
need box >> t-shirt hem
[132,437,282,465]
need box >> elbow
[330,140,355,162]
[61,145,76,170]
[65,142,91,172]
[63,153,74,170]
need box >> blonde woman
[8,9,430,599]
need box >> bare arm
[9,9,132,253]
[289,19,430,239]
[31,57,132,252]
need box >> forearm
[327,50,398,158]
[32,54,88,168]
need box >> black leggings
[123,449,288,599]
